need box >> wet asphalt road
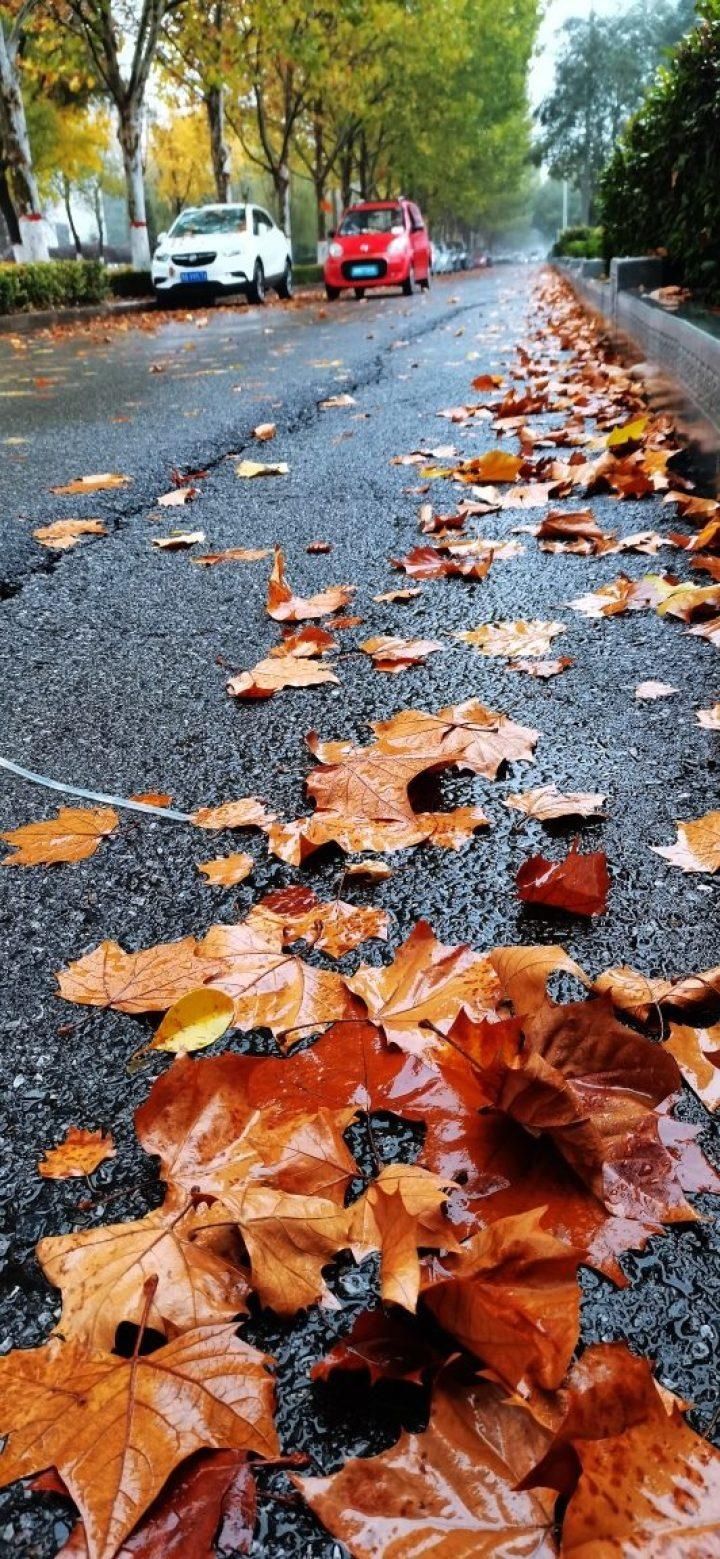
[0,268,719,1555]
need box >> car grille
[341,259,387,280]
[171,251,216,266]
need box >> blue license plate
[180,270,208,283]
[351,263,379,278]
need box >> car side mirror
[156,232,168,246]
[328,228,336,239]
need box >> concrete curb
[0,298,152,336]
[554,260,720,490]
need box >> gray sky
[530,0,624,104]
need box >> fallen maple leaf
[359,634,443,672]
[664,1022,720,1112]
[347,921,501,1055]
[698,704,720,730]
[156,487,198,507]
[38,1202,249,1349]
[50,473,131,495]
[344,859,393,880]
[296,1369,556,1556]
[319,393,356,409]
[1,806,118,867]
[197,852,254,886]
[198,1185,350,1313]
[235,460,287,478]
[269,626,336,657]
[0,1324,277,1559]
[391,545,491,581]
[152,531,205,549]
[569,576,638,618]
[537,509,606,547]
[456,620,566,658]
[246,887,388,957]
[350,1163,463,1309]
[509,657,574,678]
[422,1209,581,1390]
[505,786,606,822]
[38,1127,115,1180]
[227,654,339,698]
[33,519,107,550]
[652,811,720,873]
[310,1308,437,1387]
[266,547,355,621]
[453,450,524,482]
[55,1451,257,1559]
[192,548,270,566]
[517,845,610,916]
[373,587,422,602]
[414,805,490,849]
[57,934,215,1013]
[191,798,274,830]
[635,680,678,699]
[252,422,276,441]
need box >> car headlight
[154,251,169,262]
[387,236,406,256]
[329,242,343,258]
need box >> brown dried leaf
[359,634,443,673]
[505,787,606,822]
[267,547,355,621]
[456,620,566,658]
[652,811,720,873]
[33,519,107,550]
[198,853,254,886]
[51,473,131,495]
[191,799,274,830]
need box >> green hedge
[600,5,720,300]
[552,226,604,260]
[292,263,322,286]
[0,259,108,315]
[107,268,154,299]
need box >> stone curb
[554,260,720,489]
[0,298,152,336]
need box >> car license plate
[351,263,378,278]
[180,269,208,283]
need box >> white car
[151,203,293,304]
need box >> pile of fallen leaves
[2,269,720,1558]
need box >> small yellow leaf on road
[146,987,235,1056]
[197,852,254,886]
[50,473,131,495]
[38,1126,116,1180]
[235,460,288,478]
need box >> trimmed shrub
[600,5,720,299]
[107,268,154,299]
[552,226,604,260]
[0,259,108,315]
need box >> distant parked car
[323,197,431,298]
[448,243,469,271]
[431,243,453,274]
[151,203,293,303]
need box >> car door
[407,202,429,279]
[253,207,285,279]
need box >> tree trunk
[0,20,49,260]
[276,162,291,244]
[0,163,20,248]
[340,140,354,211]
[117,103,151,269]
[206,85,230,202]
[93,183,105,258]
[63,177,83,257]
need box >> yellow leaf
[145,987,235,1057]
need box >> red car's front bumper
[323,253,410,290]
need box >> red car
[324,198,431,299]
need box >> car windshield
[170,207,246,237]
[338,206,404,236]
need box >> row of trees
[536,0,698,225]
[0,0,541,269]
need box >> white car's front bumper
[152,254,251,291]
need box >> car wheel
[325,284,340,300]
[354,287,365,300]
[276,260,293,299]
[402,268,416,296]
[248,259,266,305]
